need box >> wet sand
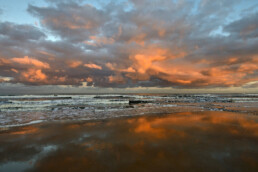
[0,111,258,172]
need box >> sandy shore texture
[0,111,258,172]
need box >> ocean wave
[0,94,257,127]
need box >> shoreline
[1,109,257,133]
[1,102,257,129]
[1,110,257,129]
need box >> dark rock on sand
[129,100,150,105]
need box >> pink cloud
[11,56,50,69]
[84,63,102,70]
[21,69,47,83]
[67,60,82,68]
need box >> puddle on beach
[0,111,258,171]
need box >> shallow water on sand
[0,111,258,172]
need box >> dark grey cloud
[28,3,108,42]
[224,12,258,39]
[0,22,46,41]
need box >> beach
[0,110,258,172]
[1,0,258,171]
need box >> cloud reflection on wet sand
[0,111,258,171]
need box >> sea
[0,93,257,127]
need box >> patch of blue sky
[209,26,230,37]
[225,0,258,24]
[0,0,47,24]
[190,0,201,15]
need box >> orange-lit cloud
[11,68,18,73]
[108,74,125,83]
[67,60,82,68]
[21,69,47,83]
[86,77,93,82]
[84,63,102,70]
[84,36,114,46]
[11,56,50,69]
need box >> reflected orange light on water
[0,111,258,171]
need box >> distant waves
[0,94,257,127]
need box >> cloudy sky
[0,0,257,94]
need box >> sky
[0,0,258,94]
